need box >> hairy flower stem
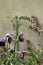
[15,16,19,60]
[14,42,15,57]
[7,43,8,52]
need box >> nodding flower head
[0,37,6,46]
[10,49,15,54]
[19,33,24,42]
[19,52,24,60]
[19,51,28,60]
[5,33,13,44]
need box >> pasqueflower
[19,33,24,42]
[0,37,6,46]
[5,33,13,44]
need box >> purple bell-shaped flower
[5,33,13,44]
[0,37,6,46]
[19,33,24,42]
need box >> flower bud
[20,52,24,60]
[10,49,15,54]
[19,33,24,42]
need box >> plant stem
[15,16,19,60]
